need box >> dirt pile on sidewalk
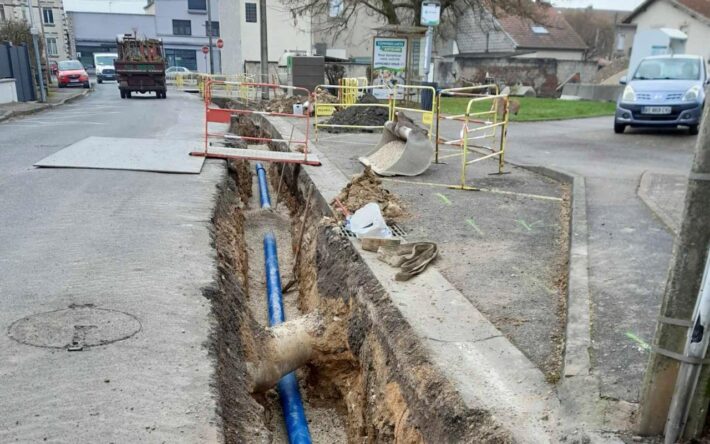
[258,95,307,113]
[323,94,389,132]
[332,166,407,223]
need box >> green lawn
[439,96,616,122]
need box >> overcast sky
[551,0,645,11]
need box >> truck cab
[94,53,118,84]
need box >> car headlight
[683,85,701,102]
[622,85,636,103]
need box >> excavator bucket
[358,113,434,177]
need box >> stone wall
[437,56,598,97]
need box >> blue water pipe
[256,163,271,209]
[257,163,312,444]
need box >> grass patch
[439,96,616,122]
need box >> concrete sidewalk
[0,87,90,122]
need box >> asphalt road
[504,118,696,402]
[0,84,223,441]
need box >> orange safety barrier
[190,80,320,166]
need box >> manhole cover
[8,305,141,350]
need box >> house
[218,0,311,76]
[619,0,710,60]
[454,3,587,61]
[0,0,74,63]
[438,3,595,95]
[66,0,220,72]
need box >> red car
[56,60,90,89]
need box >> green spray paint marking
[466,218,484,236]
[435,193,452,205]
[625,332,651,351]
[515,219,543,231]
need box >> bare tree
[562,7,615,60]
[284,0,540,36]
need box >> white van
[94,53,118,83]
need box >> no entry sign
[201,46,209,54]
[216,38,224,49]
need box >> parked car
[56,60,91,89]
[615,54,707,135]
[165,66,192,79]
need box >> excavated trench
[208,105,514,443]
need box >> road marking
[435,192,452,205]
[625,331,651,351]
[465,218,483,235]
[515,219,543,231]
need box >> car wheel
[689,125,699,135]
[98,78,103,84]
[614,123,626,134]
[84,82,90,89]
[58,83,65,88]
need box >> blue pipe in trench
[256,163,312,444]
[256,163,271,209]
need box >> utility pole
[206,0,214,74]
[259,0,268,99]
[421,0,440,83]
[637,104,710,438]
[34,0,52,86]
[26,0,46,102]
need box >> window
[165,48,198,71]
[245,3,257,23]
[188,0,206,11]
[616,33,625,51]
[172,19,192,36]
[1,6,6,22]
[43,7,54,24]
[328,0,343,17]
[531,25,549,34]
[205,20,219,37]
[46,37,58,56]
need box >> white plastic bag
[346,202,392,238]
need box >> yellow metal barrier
[453,94,510,190]
[313,84,393,140]
[435,84,499,163]
[338,78,359,106]
[390,84,437,139]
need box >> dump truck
[115,34,167,99]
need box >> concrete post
[637,102,710,437]
[259,0,268,99]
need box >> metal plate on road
[35,136,205,174]
[642,106,671,114]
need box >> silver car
[615,54,707,135]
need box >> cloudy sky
[551,0,645,11]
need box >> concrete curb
[637,170,680,236]
[522,166,592,379]
[0,88,91,123]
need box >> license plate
[69,79,80,83]
[643,106,671,114]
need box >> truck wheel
[126,91,132,99]
[120,90,125,99]
[161,91,167,99]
